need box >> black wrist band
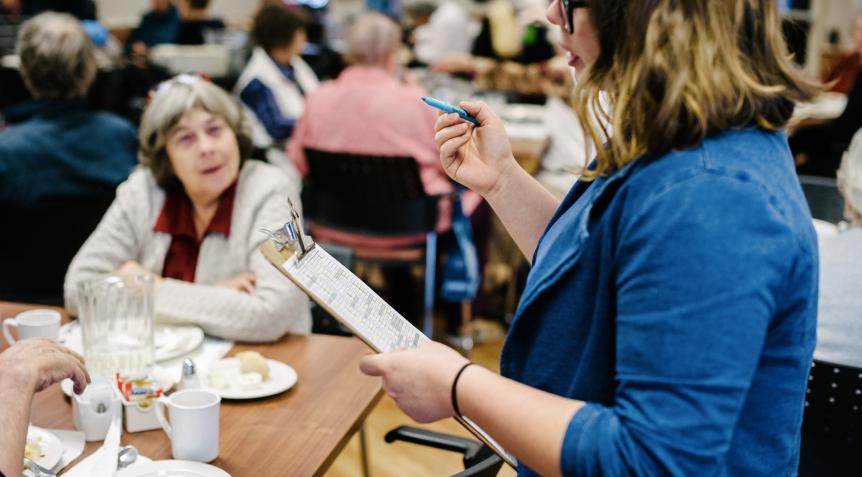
[451,362,474,418]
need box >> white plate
[203,357,297,400]
[60,323,205,362]
[25,426,63,473]
[118,460,231,477]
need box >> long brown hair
[574,0,821,179]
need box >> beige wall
[95,0,365,29]
[94,0,262,28]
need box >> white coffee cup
[3,309,61,345]
[155,389,221,462]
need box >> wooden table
[0,302,382,477]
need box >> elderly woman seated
[799,128,862,475]
[64,76,311,342]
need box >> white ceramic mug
[2,309,61,345]
[155,389,220,462]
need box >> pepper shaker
[179,358,201,390]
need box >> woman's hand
[435,101,518,198]
[115,260,161,286]
[359,341,471,423]
[116,260,148,276]
[0,338,90,394]
[217,273,256,294]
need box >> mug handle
[155,396,173,440]
[2,318,17,345]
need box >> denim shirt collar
[513,157,647,321]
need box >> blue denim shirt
[500,129,818,476]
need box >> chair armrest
[385,426,482,455]
[451,453,504,477]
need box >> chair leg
[423,232,437,338]
[359,423,370,477]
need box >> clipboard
[259,203,517,469]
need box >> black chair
[0,195,113,305]
[385,426,503,477]
[302,148,442,337]
[799,359,862,477]
[798,174,845,224]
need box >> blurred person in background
[823,11,862,95]
[235,4,318,182]
[64,76,311,342]
[798,129,862,476]
[0,339,89,477]
[791,71,862,177]
[126,0,182,56]
[289,12,487,334]
[175,0,224,45]
[412,0,480,67]
[0,12,137,208]
[0,0,21,56]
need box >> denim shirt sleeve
[560,171,798,476]
[238,78,297,141]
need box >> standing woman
[360,1,820,476]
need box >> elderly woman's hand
[360,341,471,423]
[217,273,256,294]
[0,338,90,394]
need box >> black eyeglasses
[560,0,589,34]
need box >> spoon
[118,445,139,469]
[23,456,55,477]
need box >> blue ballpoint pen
[420,96,480,126]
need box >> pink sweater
[288,66,481,247]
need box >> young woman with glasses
[361,1,820,476]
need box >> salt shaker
[179,358,201,390]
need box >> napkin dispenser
[71,379,122,441]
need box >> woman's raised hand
[434,101,518,198]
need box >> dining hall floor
[324,330,518,477]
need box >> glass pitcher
[76,274,155,378]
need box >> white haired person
[812,129,862,369]
[798,128,862,475]
[0,339,89,476]
[287,12,485,329]
[64,76,311,341]
[0,11,137,208]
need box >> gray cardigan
[64,160,311,342]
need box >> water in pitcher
[77,275,155,378]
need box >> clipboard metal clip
[260,198,315,260]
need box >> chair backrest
[803,359,862,443]
[0,195,113,305]
[302,148,439,236]
[799,174,845,224]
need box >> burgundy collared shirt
[153,182,237,282]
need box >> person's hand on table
[115,260,161,285]
[0,338,90,394]
[217,273,256,294]
[359,341,470,423]
[435,101,518,198]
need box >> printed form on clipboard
[259,199,517,469]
